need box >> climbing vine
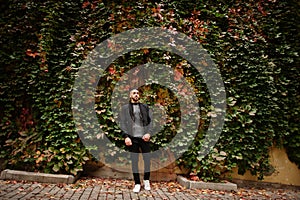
[0,0,299,181]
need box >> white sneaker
[143,180,151,191]
[133,184,141,193]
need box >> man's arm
[143,105,152,142]
[120,105,132,146]
[120,105,129,138]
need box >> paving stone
[80,187,93,199]
[0,183,13,193]
[56,187,69,199]
[39,185,58,200]
[156,188,169,199]
[176,192,194,200]
[21,183,44,199]
[0,178,299,200]
[131,191,141,200]
[89,185,101,200]
[7,183,31,200]
[72,189,86,200]
[1,183,22,199]
[62,188,76,200]
[147,188,160,199]
[122,191,131,200]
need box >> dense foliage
[0,0,299,181]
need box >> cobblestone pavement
[0,178,299,200]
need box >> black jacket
[120,103,152,138]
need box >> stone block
[177,175,237,192]
[0,169,76,184]
[177,175,190,188]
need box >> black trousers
[128,137,151,184]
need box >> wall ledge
[177,175,238,191]
[0,169,77,184]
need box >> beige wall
[229,147,300,186]
[84,147,300,186]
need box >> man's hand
[142,133,150,142]
[125,137,132,146]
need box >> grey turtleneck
[132,104,144,138]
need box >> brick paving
[0,178,299,200]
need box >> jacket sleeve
[145,105,153,135]
[120,105,130,138]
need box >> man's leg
[129,141,142,193]
[129,141,141,185]
[140,140,151,190]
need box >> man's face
[130,89,140,102]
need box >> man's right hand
[125,137,132,146]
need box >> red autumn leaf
[190,175,200,181]
[174,68,183,81]
[82,1,90,9]
[26,49,39,58]
[91,3,96,10]
[108,67,116,75]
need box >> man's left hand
[142,133,150,142]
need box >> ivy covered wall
[0,0,299,182]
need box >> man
[120,89,152,193]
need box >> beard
[131,96,140,102]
